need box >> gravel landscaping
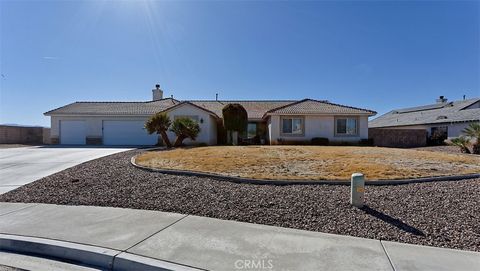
[0,149,479,252]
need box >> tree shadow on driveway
[361,205,425,236]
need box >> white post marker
[351,173,365,208]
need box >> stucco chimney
[152,84,163,101]
[436,95,447,103]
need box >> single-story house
[44,85,376,145]
[369,96,480,140]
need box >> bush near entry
[311,137,329,146]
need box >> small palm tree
[449,136,471,154]
[145,113,172,147]
[463,123,480,154]
[170,117,201,147]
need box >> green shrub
[428,129,448,146]
[463,123,480,154]
[275,139,310,145]
[449,136,471,154]
[311,137,329,146]
[359,138,374,146]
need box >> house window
[174,115,199,123]
[247,123,257,138]
[336,117,358,136]
[281,117,303,135]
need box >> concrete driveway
[0,146,131,194]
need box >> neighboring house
[369,96,480,140]
[44,85,376,145]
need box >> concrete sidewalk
[0,203,478,271]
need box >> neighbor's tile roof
[45,98,376,119]
[263,99,376,116]
[44,98,180,115]
[369,98,480,128]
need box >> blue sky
[1,0,479,127]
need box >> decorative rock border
[130,154,480,186]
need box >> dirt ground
[135,146,480,180]
[413,145,465,154]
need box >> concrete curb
[0,234,201,271]
[113,252,203,271]
[0,234,117,269]
[131,154,480,186]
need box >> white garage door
[103,120,157,146]
[60,120,86,145]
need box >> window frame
[334,116,359,137]
[280,116,305,137]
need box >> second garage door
[103,120,157,146]
[60,120,86,145]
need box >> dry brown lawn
[135,146,480,181]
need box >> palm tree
[463,123,480,154]
[170,117,201,147]
[449,136,471,154]
[145,113,172,147]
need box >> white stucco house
[369,96,480,140]
[45,85,376,145]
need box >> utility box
[351,173,365,208]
